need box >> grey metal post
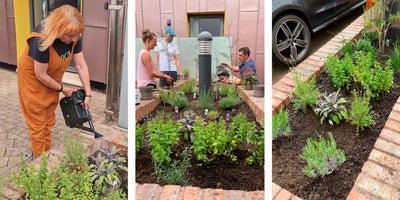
[198,31,213,97]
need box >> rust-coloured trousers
[17,32,76,156]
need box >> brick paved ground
[0,67,126,200]
[272,7,400,200]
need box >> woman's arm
[34,60,76,96]
[141,51,173,84]
[73,52,92,109]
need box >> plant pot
[140,86,154,100]
[253,85,264,97]
[244,84,253,90]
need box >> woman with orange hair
[17,5,92,157]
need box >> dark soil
[272,56,400,199]
[136,87,264,191]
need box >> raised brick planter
[135,82,265,199]
[272,7,400,200]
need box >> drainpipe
[104,0,126,122]
[198,31,213,97]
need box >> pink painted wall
[136,0,264,84]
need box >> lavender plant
[153,147,192,186]
[314,90,348,125]
[300,132,346,178]
[272,109,291,140]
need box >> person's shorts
[159,71,177,87]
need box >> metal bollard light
[198,31,213,97]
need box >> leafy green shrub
[247,120,264,165]
[13,153,58,199]
[147,115,181,165]
[153,148,192,186]
[300,132,346,178]
[207,110,219,120]
[229,113,258,144]
[180,82,192,94]
[325,55,354,90]
[60,134,87,170]
[218,84,231,96]
[160,90,174,105]
[293,75,320,113]
[350,91,376,133]
[171,93,189,109]
[354,51,394,98]
[390,43,400,74]
[192,117,236,162]
[314,90,348,125]
[272,109,291,140]
[198,88,215,110]
[136,124,145,156]
[219,95,241,109]
[355,38,375,57]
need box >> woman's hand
[61,87,76,97]
[164,75,174,85]
[83,96,91,109]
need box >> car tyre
[273,14,311,65]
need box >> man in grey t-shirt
[154,27,184,88]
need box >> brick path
[0,67,126,200]
[272,8,400,200]
[135,82,265,199]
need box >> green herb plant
[180,82,192,94]
[219,95,242,109]
[300,132,346,178]
[171,92,189,109]
[13,152,58,199]
[60,134,87,170]
[314,90,348,125]
[246,119,264,165]
[325,54,354,90]
[390,43,400,74]
[147,114,181,165]
[89,146,128,195]
[198,88,215,110]
[136,123,145,156]
[153,147,192,186]
[340,39,353,57]
[293,74,320,113]
[229,113,258,145]
[353,51,394,98]
[192,117,236,162]
[272,108,291,140]
[350,91,376,133]
[177,110,205,141]
[207,110,219,120]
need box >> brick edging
[135,183,265,200]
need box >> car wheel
[273,14,311,65]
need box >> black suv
[273,0,366,65]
